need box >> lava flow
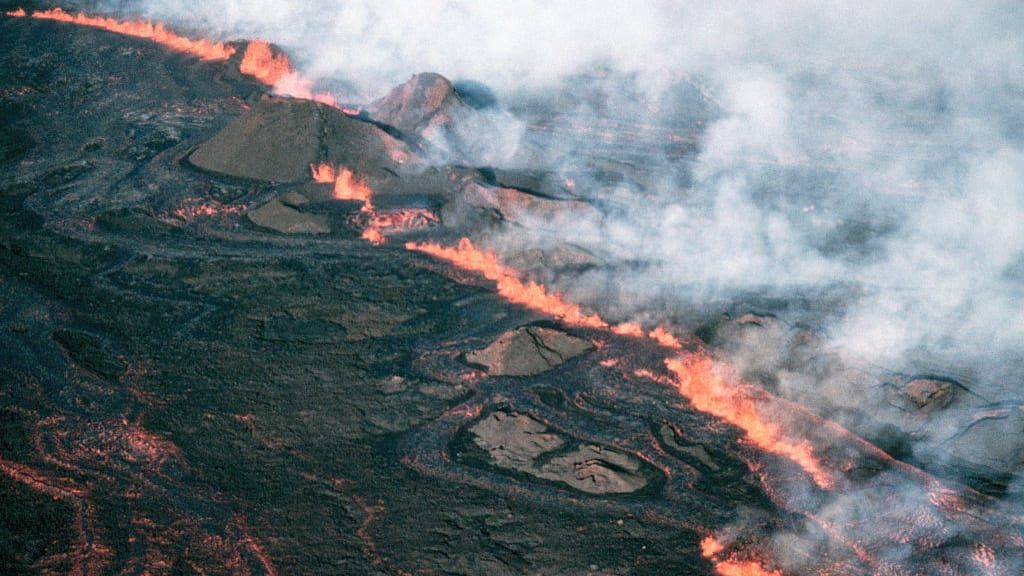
[9,8,236,61]
[311,163,437,244]
[404,237,833,490]
[701,537,782,576]
[239,40,338,106]
[666,355,833,489]
[7,7,349,108]
[405,238,608,329]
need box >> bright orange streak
[407,237,833,488]
[311,163,392,245]
[26,8,235,61]
[331,168,374,206]
[666,355,832,489]
[405,239,608,329]
[310,163,374,206]
[701,537,782,576]
[15,8,349,108]
[612,321,644,337]
[310,163,336,183]
[649,326,682,349]
[239,40,338,105]
[239,40,292,86]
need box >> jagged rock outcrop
[368,72,467,137]
[469,411,648,494]
[466,326,594,377]
[903,378,954,412]
[247,191,329,234]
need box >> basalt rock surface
[369,72,468,137]
[3,12,1024,576]
[466,326,594,376]
[469,411,648,494]
[189,95,416,181]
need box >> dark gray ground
[3,6,1024,576]
[0,10,715,575]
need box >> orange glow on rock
[239,40,293,86]
[361,227,385,245]
[240,40,338,105]
[405,238,608,329]
[611,322,644,337]
[310,163,336,184]
[28,8,235,61]
[649,326,682,349]
[331,168,374,205]
[406,237,834,489]
[701,537,782,576]
[312,163,434,244]
[310,163,373,206]
[18,8,347,107]
[665,355,832,489]
[701,536,726,558]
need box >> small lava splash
[311,162,437,244]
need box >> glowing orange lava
[310,163,373,206]
[612,321,645,337]
[239,40,340,105]
[20,8,235,61]
[666,355,832,489]
[701,536,726,557]
[239,40,292,86]
[12,8,346,107]
[331,168,374,205]
[407,237,832,490]
[310,163,337,184]
[701,537,782,576]
[312,163,433,245]
[649,325,683,349]
[405,238,608,329]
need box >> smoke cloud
[72,0,1024,569]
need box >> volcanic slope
[188,95,417,181]
[0,11,727,575]
[4,8,1024,576]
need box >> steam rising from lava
[406,238,834,490]
[33,0,1024,572]
[79,0,1024,379]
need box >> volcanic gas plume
[5,4,1024,575]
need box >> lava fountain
[11,8,236,61]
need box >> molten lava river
[1,6,1023,576]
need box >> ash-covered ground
[3,4,1024,576]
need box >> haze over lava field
[2,2,1024,575]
